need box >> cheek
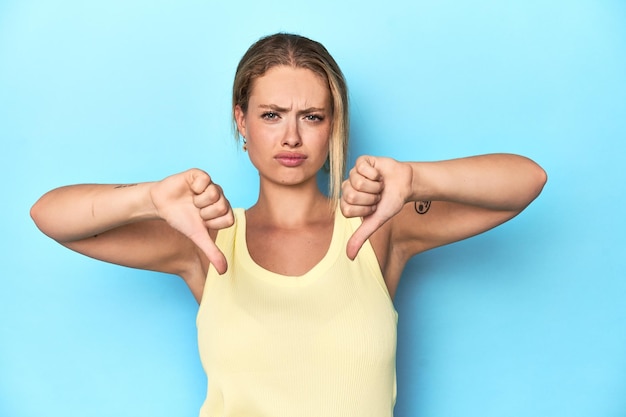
[245,145,264,172]
[246,119,281,143]
[244,117,262,139]
[314,136,331,164]
[319,126,332,153]
[304,120,331,141]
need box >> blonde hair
[232,33,349,206]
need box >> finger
[341,187,381,206]
[355,156,382,181]
[204,207,235,230]
[198,190,231,219]
[189,169,212,195]
[348,172,384,195]
[342,176,382,205]
[346,215,384,260]
[340,196,376,218]
[187,228,228,275]
[199,203,231,223]
[193,183,222,208]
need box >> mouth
[275,152,307,167]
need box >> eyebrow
[258,104,327,114]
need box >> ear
[234,105,247,138]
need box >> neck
[249,179,333,227]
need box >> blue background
[2,1,625,416]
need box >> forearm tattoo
[114,184,137,189]
[414,201,431,214]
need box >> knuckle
[206,185,220,201]
[357,155,372,168]
[192,167,210,179]
[353,177,367,190]
[341,180,351,193]
[206,216,232,230]
[215,202,229,217]
[339,199,350,214]
[190,169,211,187]
[340,204,356,218]
[342,189,356,204]
[198,206,212,220]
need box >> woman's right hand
[151,169,234,274]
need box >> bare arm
[32,182,157,243]
[30,169,234,298]
[341,153,547,261]
[391,153,547,254]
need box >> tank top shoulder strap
[199,208,243,298]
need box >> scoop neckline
[235,207,343,286]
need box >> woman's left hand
[340,155,413,259]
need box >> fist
[341,156,412,259]
[151,168,234,274]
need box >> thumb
[346,215,384,260]
[187,228,228,275]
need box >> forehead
[249,66,330,106]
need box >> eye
[262,112,279,120]
[305,114,324,122]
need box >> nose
[282,118,302,148]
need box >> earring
[242,138,247,152]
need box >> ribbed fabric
[196,208,398,417]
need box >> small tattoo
[414,201,431,214]
[114,184,137,189]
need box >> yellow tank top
[196,208,398,417]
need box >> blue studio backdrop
[1,1,625,416]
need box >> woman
[31,33,547,416]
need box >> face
[235,65,332,189]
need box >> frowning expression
[235,65,332,188]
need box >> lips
[275,152,307,167]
